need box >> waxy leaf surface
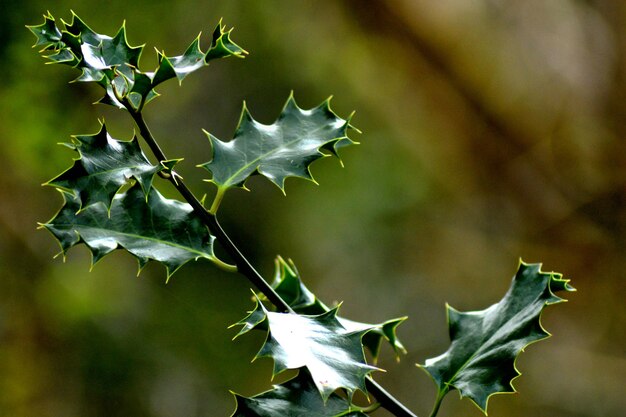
[234,300,379,400]
[231,368,368,417]
[200,95,356,197]
[28,12,245,110]
[420,262,575,413]
[42,183,219,278]
[46,123,161,210]
[266,256,406,361]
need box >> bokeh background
[1,1,624,416]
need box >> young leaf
[41,183,226,278]
[46,122,162,210]
[266,256,407,362]
[27,11,62,47]
[28,12,245,110]
[199,94,357,210]
[233,299,379,401]
[152,20,247,87]
[231,368,369,417]
[419,261,575,414]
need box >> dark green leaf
[27,12,62,47]
[151,21,246,88]
[199,94,357,203]
[234,299,379,400]
[28,13,245,110]
[41,183,223,279]
[420,261,575,413]
[205,21,247,61]
[45,123,162,210]
[264,256,407,361]
[231,368,369,417]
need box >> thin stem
[335,402,380,416]
[212,255,238,273]
[209,187,226,215]
[357,402,381,414]
[126,105,418,417]
[428,389,447,417]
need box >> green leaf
[45,122,162,210]
[199,94,357,206]
[265,256,407,362]
[231,368,369,417]
[205,20,247,61]
[419,261,575,413]
[234,299,379,401]
[152,21,246,87]
[27,11,62,47]
[28,12,245,110]
[41,183,223,279]
[79,25,143,70]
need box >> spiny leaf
[205,21,247,61]
[231,368,369,417]
[45,122,162,210]
[152,20,246,86]
[419,261,575,413]
[234,299,379,401]
[41,183,223,279]
[28,12,245,110]
[27,12,62,47]
[264,256,407,362]
[199,94,357,203]
[78,24,142,70]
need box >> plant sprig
[29,12,574,417]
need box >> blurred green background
[1,0,624,416]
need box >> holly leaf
[28,12,245,110]
[199,94,357,205]
[41,183,226,279]
[233,299,379,401]
[419,261,575,413]
[45,122,163,210]
[264,256,407,362]
[152,20,246,87]
[27,11,62,47]
[231,368,369,417]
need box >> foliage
[28,12,574,417]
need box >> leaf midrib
[52,222,212,258]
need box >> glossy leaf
[231,368,369,417]
[420,261,575,413]
[234,299,379,400]
[152,20,246,86]
[41,183,222,279]
[46,123,162,210]
[266,256,407,362]
[28,12,245,110]
[199,94,357,203]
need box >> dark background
[1,1,624,416]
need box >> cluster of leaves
[29,12,575,417]
[29,11,245,111]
